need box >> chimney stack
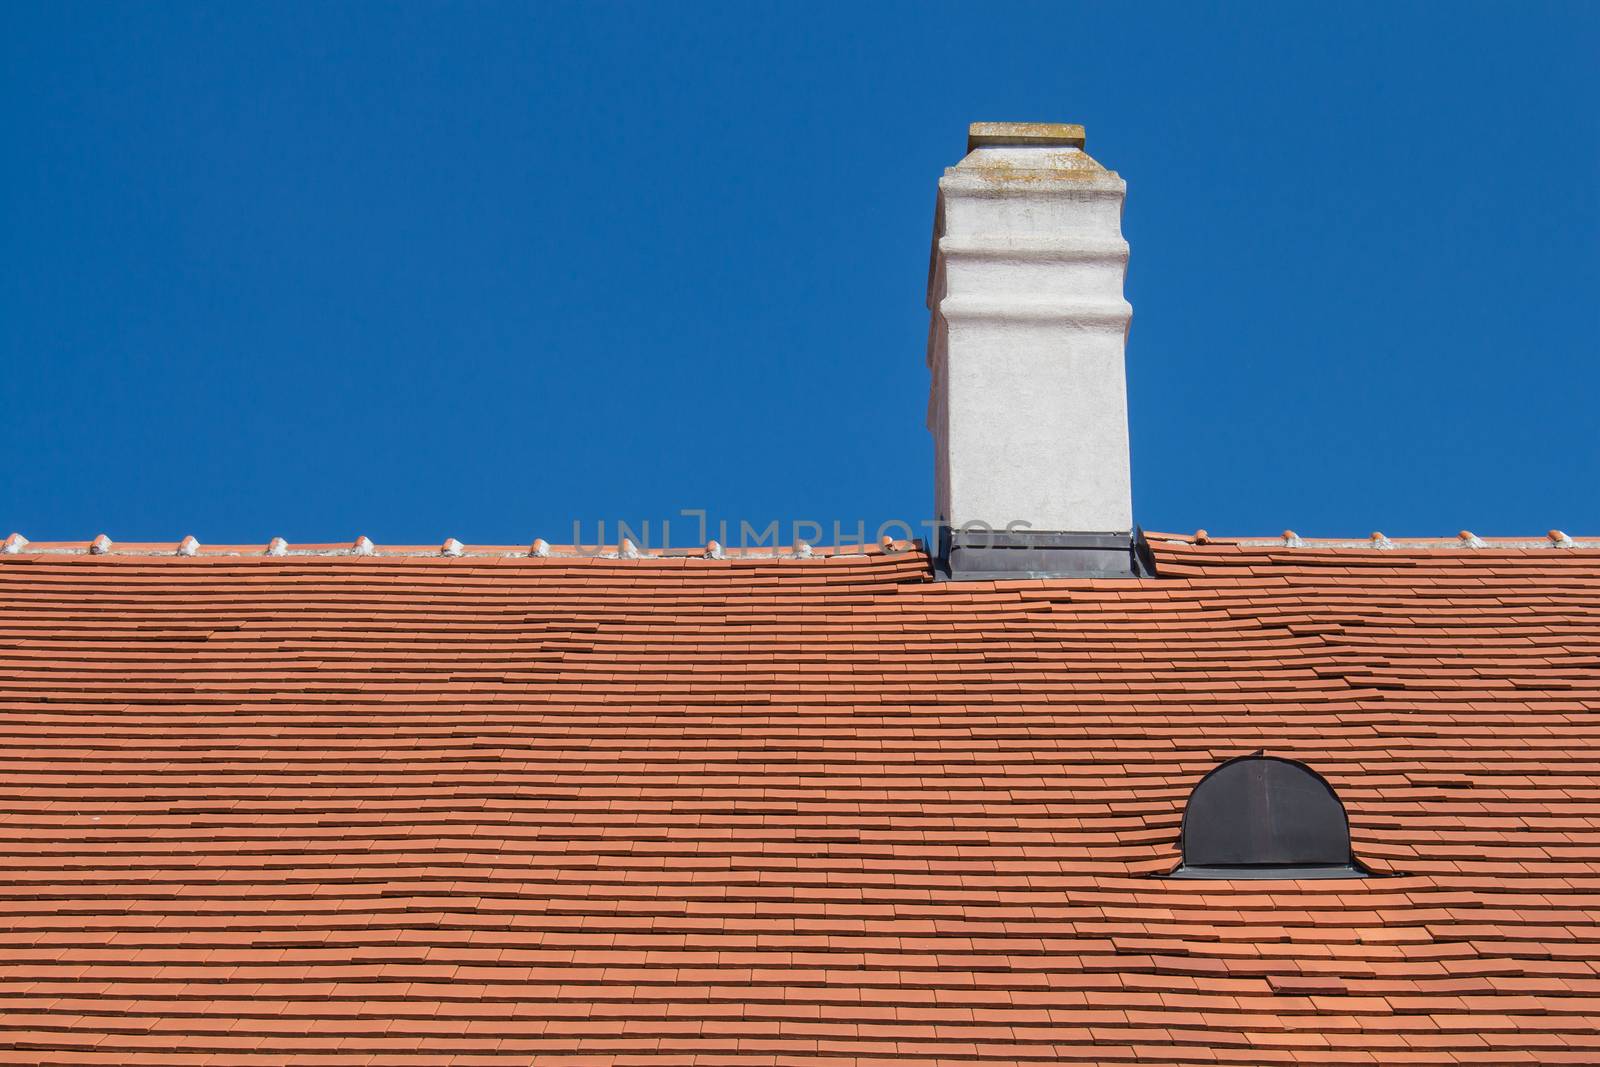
[927,122,1148,578]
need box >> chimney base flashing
[935,526,1156,580]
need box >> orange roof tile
[1,537,1599,1063]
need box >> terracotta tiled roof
[2,536,1599,1064]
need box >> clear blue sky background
[4,3,1597,546]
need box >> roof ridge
[1152,529,1598,550]
[0,533,926,562]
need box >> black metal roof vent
[1172,755,1367,879]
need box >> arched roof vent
[1173,755,1367,879]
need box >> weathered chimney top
[966,121,1086,152]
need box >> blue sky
[3,2,1596,546]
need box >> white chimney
[927,122,1147,578]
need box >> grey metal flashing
[935,526,1157,580]
[1168,864,1366,880]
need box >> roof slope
[1,540,1599,1065]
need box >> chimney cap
[967,121,1086,152]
